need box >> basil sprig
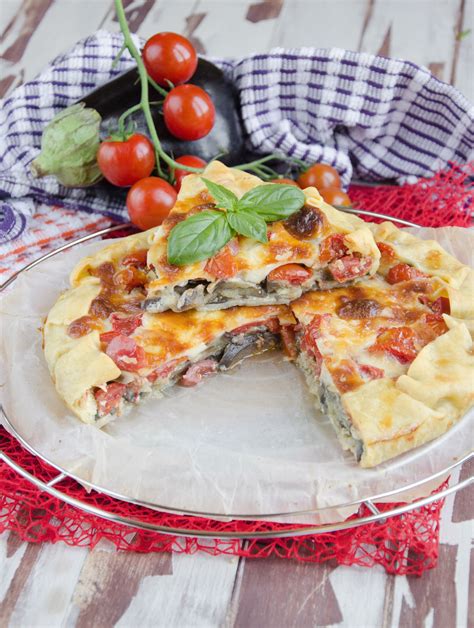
[167,179,305,266]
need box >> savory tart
[70,161,381,313]
[288,223,473,466]
[43,173,473,466]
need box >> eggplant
[80,59,247,165]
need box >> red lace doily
[348,162,473,227]
[1,163,472,575]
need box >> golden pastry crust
[371,221,469,288]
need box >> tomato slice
[386,263,428,284]
[267,264,313,285]
[328,255,372,283]
[180,359,217,387]
[358,363,385,380]
[204,242,238,279]
[105,335,146,372]
[231,317,281,335]
[419,295,450,315]
[100,331,120,345]
[113,267,147,291]
[280,325,297,359]
[376,242,396,263]
[300,315,325,374]
[94,382,126,417]
[110,313,143,336]
[122,249,148,267]
[319,234,348,263]
[67,316,100,339]
[369,326,418,363]
[147,358,186,383]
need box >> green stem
[147,75,168,98]
[114,0,204,175]
[117,103,142,136]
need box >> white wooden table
[0,1,473,626]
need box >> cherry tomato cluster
[271,164,351,206]
[296,163,351,206]
[97,32,214,230]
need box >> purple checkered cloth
[1,30,473,243]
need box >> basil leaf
[167,210,233,266]
[201,177,238,212]
[238,184,305,221]
[227,210,268,243]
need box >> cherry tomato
[94,382,126,416]
[163,85,215,141]
[126,177,177,230]
[319,234,348,263]
[369,326,418,363]
[297,163,341,190]
[97,134,155,187]
[142,32,198,87]
[105,335,146,372]
[204,242,237,279]
[320,187,351,207]
[386,263,428,284]
[267,264,313,285]
[270,178,299,187]
[174,155,207,191]
[329,255,372,283]
[121,249,148,267]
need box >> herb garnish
[167,179,305,266]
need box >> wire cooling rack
[1,216,473,539]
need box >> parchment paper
[1,227,472,524]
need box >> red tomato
[180,359,217,386]
[163,85,215,141]
[358,363,385,380]
[122,249,148,267]
[320,187,351,207]
[267,264,313,285]
[126,177,177,230]
[147,358,186,383]
[204,242,237,279]
[328,255,372,283]
[142,32,198,87]
[67,316,99,338]
[269,178,299,187]
[113,267,147,291]
[105,335,146,372]
[100,331,119,345]
[319,234,348,263]
[386,263,428,284]
[369,327,418,363]
[377,242,396,263]
[174,155,207,191]
[300,315,324,375]
[231,317,281,335]
[94,382,126,417]
[110,313,143,336]
[97,134,155,187]
[297,164,341,190]
[280,325,297,359]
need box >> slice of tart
[44,273,295,425]
[70,161,381,313]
